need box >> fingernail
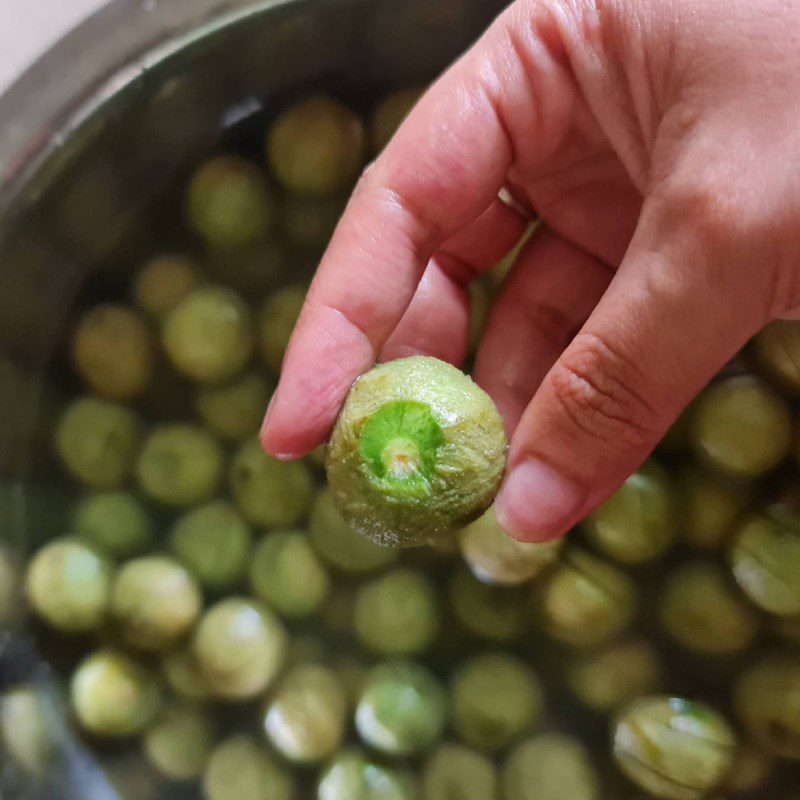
[495,458,585,542]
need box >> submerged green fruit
[267,95,365,197]
[729,509,800,615]
[450,653,542,752]
[679,467,749,551]
[71,650,163,737]
[249,530,329,618]
[161,646,214,701]
[73,491,152,559]
[612,696,736,800]
[163,286,254,384]
[582,461,676,564]
[723,745,773,794]
[0,685,52,776]
[354,568,439,655]
[567,639,663,714]
[752,319,800,394]
[195,372,272,442]
[459,506,561,586]
[734,654,800,759]
[658,561,758,655]
[326,356,507,546]
[72,304,153,401]
[25,538,112,633]
[170,500,252,590]
[503,734,599,800]
[263,664,347,763]
[309,488,398,573]
[186,155,274,249]
[355,661,446,756]
[137,424,223,506]
[111,556,202,651]
[318,749,414,800]
[230,438,313,526]
[56,397,140,489]
[143,701,213,780]
[422,743,498,800]
[449,566,528,642]
[690,376,791,478]
[133,254,200,320]
[203,735,294,800]
[193,598,287,700]
[538,548,637,648]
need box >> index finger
[260,45,516,457]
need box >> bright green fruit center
[359,401,443,495]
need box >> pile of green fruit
[3,87,800,800]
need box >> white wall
[0,0,106,94]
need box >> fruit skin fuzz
[326,356,508,547]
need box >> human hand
[261,0,800,541]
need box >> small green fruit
[111,556,202,651]
[582,461,676,565]
[503,734,599,800]
[170,500,253,590]
[230,438,313,526]
[71,650,162,737]
[422,743,498,800]
[249,530,329,618]
[450,653,542,752]
[72,304,153,401]
[308,488,398,573]
[163,286,254,385]
[143,701,213,781]
[73,491,152,559]
[203,735,294,800]
[186,156,273,249]
[354,568,439,655]
[612,696,736,800]
[195,373,272,442]
[267,96,365,197]
[355,661,446,757]
[734,654,800,759]
[326,356,507,546]
[318,749,413,800]
[136,424,223,507]
[263,664,347,763]
[25,538,112,634]
[193,598,287,700]
[56,397,139,489]
[133,254,200,319]
[460,506,560,586]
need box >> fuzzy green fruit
[326,356,507,546]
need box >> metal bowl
[0,1,505,796]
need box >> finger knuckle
[657,169,796,258]
[663,178,754,249]
[545,332,661,451]
[654,169,800,317]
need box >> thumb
[494,194,778,542]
